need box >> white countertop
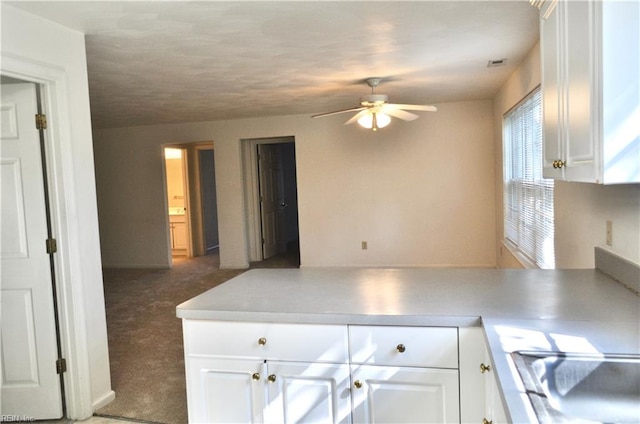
[177,267,638,324]
[176,267,640,422]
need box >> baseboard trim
[595,247,640,294]
[92,390,116,411]
[299,264,498,269]
[102,264,170,269]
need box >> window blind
[503,88,555,269]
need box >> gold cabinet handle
[354,380,363,389]
[483,419,493,424]
[267,374,277,383]
[396,344,406,353]
[258,337,267,346]
[480,363,491,373]
[552,159,566,169]
[252,373,260,381]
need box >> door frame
[162,141,215,262]
[241,136,295,262]
[1,53,105,418]
[162,145,193,261]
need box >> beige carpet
[96,247,298,423]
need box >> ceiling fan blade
[344,109,370,125]
[311,106,366,118]
[386,103,438,112]
[381,107,419,121]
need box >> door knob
[553,160,566,169]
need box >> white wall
[1,5,112,418]
[555,182,640,268]
[93,100,497,269]
[494,42,640,268]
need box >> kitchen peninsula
[177,265,640,423]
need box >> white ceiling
[7,1,539,129]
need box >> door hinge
[56,358,67,374]
[35,114,48,130]
[46,238,57,254]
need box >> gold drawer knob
[483,419,493,424]
[354,380,363,389]
[252,373,260,381]
[267,374,277,383]
[396,344,406,353]
[258,337,267,346]
[552,159,566,169]
[480,363,491,373]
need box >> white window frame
[503,87,555,269]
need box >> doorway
[243,137,300,265]
[163,142,219,265]
[164,147,190,259]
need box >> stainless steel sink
[511,351,640,423]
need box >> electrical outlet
[361,241,368,250]
[606,220,612,246]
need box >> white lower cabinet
[184,321,496,423]
[349,325,459,424]
[351,365,459,423]
[267,361,352,424]
[458,327,508,424]
[186,357,351,424]
[187,357,265,423]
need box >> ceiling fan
[311,78,437,131]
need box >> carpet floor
[96,247,299,423]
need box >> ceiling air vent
[487,58,507,68]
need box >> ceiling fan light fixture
[311,77,436,130]
[358,111,391,131]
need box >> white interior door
[258,144,286,259]
[0,83,63,419]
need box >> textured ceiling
[7,1,539,129]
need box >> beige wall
[95,42,640,271]
[494,43,640,268]
[93,100,497,269]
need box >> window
[503,87,555,269]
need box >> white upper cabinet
[541,0,640,184]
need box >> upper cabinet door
[600,0,640,183]
[541,0,564,179]
[563,0,599,182]
[540,0,640,184]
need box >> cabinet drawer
[349,325,458,368]
[184,320,348,363]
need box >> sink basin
[512,351,640,423]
